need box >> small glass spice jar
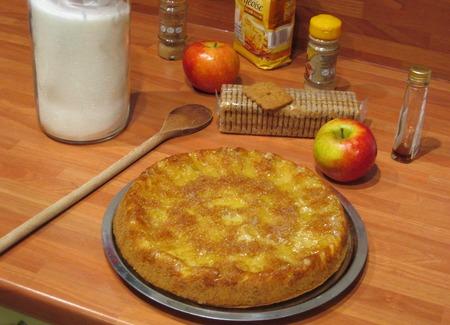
[304,14,342,90]
[158,0,187,60]
[391,65,431,163]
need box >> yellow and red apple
[182,41,240,94]
[313,119,377,182]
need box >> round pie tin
[102,183,368,322]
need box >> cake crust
[113,148,349,308]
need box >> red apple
[313,119,377,182]
[182,41,240,94]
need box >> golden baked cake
[113,148,349,308]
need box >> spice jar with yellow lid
[304,14,342,90]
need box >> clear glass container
[304,36,339,90]
[391,65,431,162]
[28,0,130,144]
[304,14,341,91]
[158,0,187,60]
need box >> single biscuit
[244,82,293,110]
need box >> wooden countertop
[1,2,450,324]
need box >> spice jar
[158,0,187,60]
[304,14,342,90]
[391,65,431,163]
[28,0,130,144]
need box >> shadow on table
[335,76,351,91]
[315,164,381,190]
[415,137,441,160]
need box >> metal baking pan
[103,183,368,322]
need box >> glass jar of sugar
[28,0,130,144]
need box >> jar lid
[408,65,431,85]
[309,14,342,40]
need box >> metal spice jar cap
[408,65,432,85]
[309,14,342,40]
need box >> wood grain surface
[1,1,450,324]
[134,0,450,80]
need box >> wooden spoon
[0,104,212,254]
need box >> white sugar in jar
[29,0,130,143]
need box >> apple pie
[113,147,349,307]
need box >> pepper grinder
[391,65,431,162]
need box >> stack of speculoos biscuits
[218,83,361,138]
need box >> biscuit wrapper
[217,84,366,138]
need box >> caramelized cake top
[115,148,347,281]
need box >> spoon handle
[0,131,168,255]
